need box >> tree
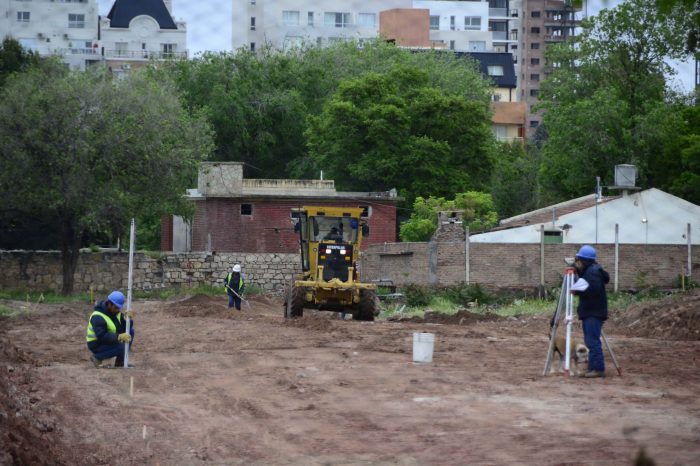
[490,141,540,218]
[0,37,40,88]
[399,193,498,242]
[537,0,690,203]
[0,65,214,294]
[306,65,495,204]
[656,0,700,54]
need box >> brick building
[161,162,400,253]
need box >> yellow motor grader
[284,205,380,321]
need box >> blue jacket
[574,262,610,321]
[87,301,131,349]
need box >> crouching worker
[86,290,134,368]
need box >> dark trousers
[582,317,605,372]
[228,293,241,310]
[88,328,135,362]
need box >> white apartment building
[0,0,186,72]
[100,0,186,75]
[233,0,412,52]
[0,0,100,70]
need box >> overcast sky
[97,0,694,92]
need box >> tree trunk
[60,218,81,296]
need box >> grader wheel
[355,289,379,321]
[284,282,305,318]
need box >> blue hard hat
[576,245,597,261]
[107,291,125,309]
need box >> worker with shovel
[86,291,134,368]
[224,264,246,311]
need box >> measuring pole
[123,218,136,368]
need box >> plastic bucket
[412,332,435,363]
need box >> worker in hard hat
[224,264,246,310]
[86,290,134,368]
[572,245,610,378]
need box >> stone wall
[0,240,697,293]
[0,251,300,294]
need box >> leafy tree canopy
[399,192,498,242]
[306,64,495,205]
[0,63,214,293]
[537,0,691,204]
[0,37,40,88]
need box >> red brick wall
[191,198,397,253]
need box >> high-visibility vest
[226,272,244,291]
[86,310,122,342]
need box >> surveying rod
[563,268,575,375]
[123,218,135,368]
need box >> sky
[96,0,695,92]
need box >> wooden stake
[130,376,134,397]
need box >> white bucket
[412,332,435,363]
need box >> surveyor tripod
[543,267,622,377]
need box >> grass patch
[0,290,91,303]
[0,305,17,317]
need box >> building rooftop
[107,0,177,29]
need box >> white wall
[471,189,700,245]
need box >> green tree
[306,65,494,204]
[399,193,498,242]
[490,141,540,218]
[0,37,40,88]
[0,65,214,294]
[538,0,690,203]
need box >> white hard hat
[232,264,241,272]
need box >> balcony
[489,8,507,17]
[58,47,99,56]
[104,49,188,60]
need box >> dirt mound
[284,314,335,332]
[168,294,229,318]
[610,289,700,340]
[388,309,505,325]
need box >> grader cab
[284,206,380,321]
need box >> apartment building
[0,0,186,73]
[1,0,100,70]
[232,0,412,52]
[100,0,187,76]
[520,0,580,135]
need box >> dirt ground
[1,290,700,466]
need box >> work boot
[89,354,102,368]
[584,370,605,378]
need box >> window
[531,57,540,65]
[17,11,30,22]
[531,11,541,18]
[250,0,256,4]
[464,16,481,30]
[449,40,455,50]
[493,125,507,140]
[529,120,540,128]
[308,12,314,26]
[530,27,540,34]
[282,10,300,26]
[357,13,376,28]
[531,42,540,49]
[241,204,252,215]
[68,14,85,28]
[162,43,174,57]
[531,73,540,81]
[487,65,504,76]
[450,16,455,31]
[250,42,255,51]
[429,15,439,30]
[250,17,255,30]
[324,12,351,28]
[115,42,128,57]
[469,41,486,51]
[530,89,539,97]
[510,44,517,50]
[492,94,501,102]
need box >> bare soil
[1,291,699,466]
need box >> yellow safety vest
[226,272,244,290]
[86,310,122,342]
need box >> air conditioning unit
[122,63,131,70]
[37,32,45,39]
[63,33,69,40]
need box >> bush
[402,284,434,307]
[443,283,493,306]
